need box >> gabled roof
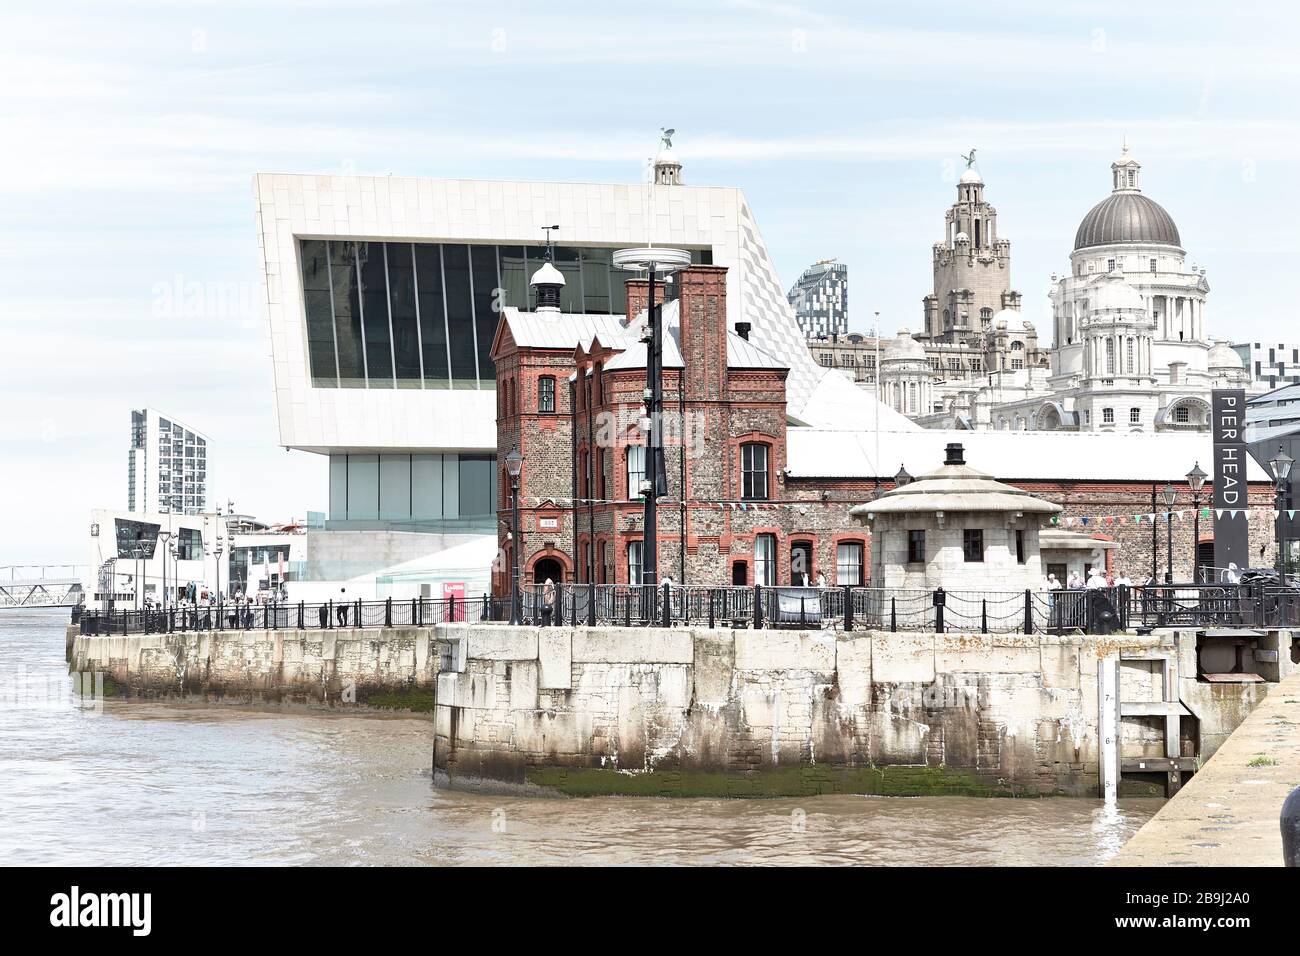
[492,307,632,357]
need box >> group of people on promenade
[1045,567,1136,592]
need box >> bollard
[981,599,988,634]
[890,597,897,632]
[843,585,853,632]
[1284,785,1300,867]
[1024,589,1034,634]
[754,585,763,629]
[298,601,304,629]
[386,597,392,627]
[588,582,596,627]
[661,583,670,628]
[933,587,945,634]
[708,589,715,629]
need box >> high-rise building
[127,408,210,515]
[787,259,848,340]
[1232,341,1300,390]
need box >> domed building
[928,144,1262,434]
[880,327,934,416]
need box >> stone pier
[432,623,1282,798]
[1110,670,1300,867]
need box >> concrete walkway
[1111,670,1300,867]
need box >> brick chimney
[624,278,667,325]
[677,265,729,402]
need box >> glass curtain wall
[298,240,709,390]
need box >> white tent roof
[787,427,1271,482]
[372,536,499,581]
[793,370,920,432]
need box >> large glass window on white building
[299,239,710,390]
[327,452,497,529]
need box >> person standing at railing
[815,571,827,589]
[1067,570,1082,590]
[336,587,349,626]
[541,578,556,627]
[1086,567,1107,589]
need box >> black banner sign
[1212,389,1249,575]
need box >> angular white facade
[254,173,835,457]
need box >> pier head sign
[1212,389,1249,575]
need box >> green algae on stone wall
[522,763,1037,798]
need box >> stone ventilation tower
[654,128,683,185]
[922,156,1020,344]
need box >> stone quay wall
[69,627,443,710]
[69,622,1288,798]
[432,624,1279,798]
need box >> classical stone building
[913,146,1254,431]
[920,162,1023,345]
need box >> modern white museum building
[252,146,904,592]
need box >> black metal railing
[79,582,1300,637]
[79,595,489,637]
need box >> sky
[3,0,1299,565]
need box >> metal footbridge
[0,566,86,609]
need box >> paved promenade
[1111,670,1300,867]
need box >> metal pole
[1191,492,1201,583]
[643,262,658,587]
[1166,503,1174,584]
[1277,480,1286,576]
[1150,484,1158,582]
[509,478,522,625]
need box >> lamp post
[1270,446,1294,577]
[1186,462,1208,582]
[894,464,913,488]
[214,545,224,601]
[505,448,523,625]
[158,530,172,612]
[1161,483,1178,583]
[613,245,691,588]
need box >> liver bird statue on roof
[961,148,977,169]
[660,128,675,149]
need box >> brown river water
[0,608,1160,865]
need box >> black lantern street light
[214,544,224,602]
[612,244,691,589]
[505,448,524,625]
[1161,483,1178,583]
[894,464,913,488]
[158,530,172,612]
[1186,462,1208,583]
[1270,446,1294,577]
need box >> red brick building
[491,264,1279,594]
